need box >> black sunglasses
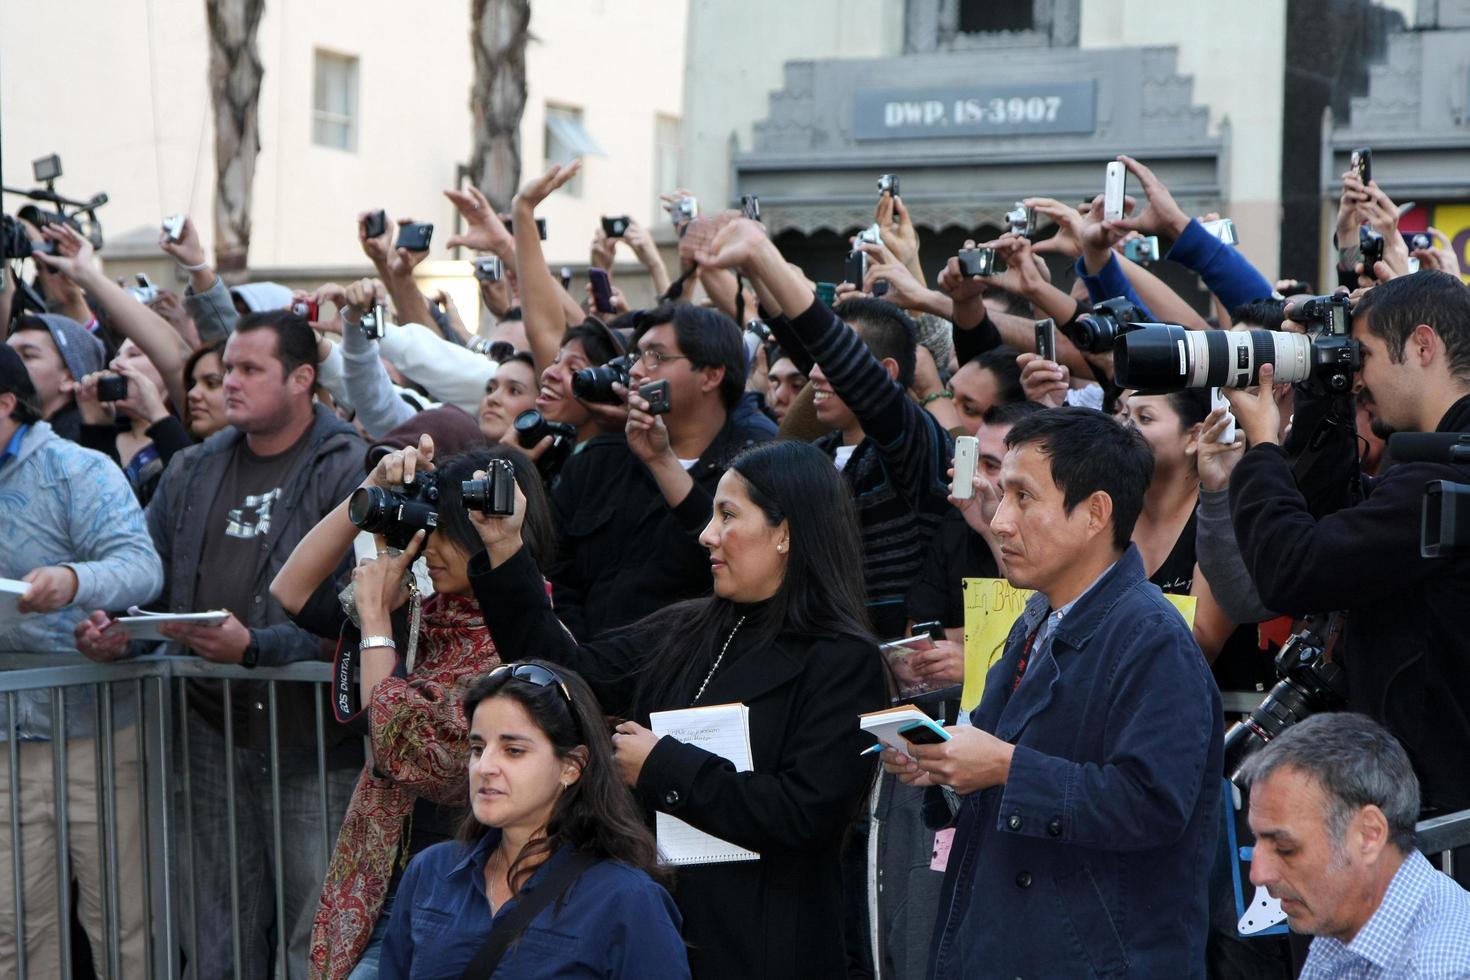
[487,663,583,738]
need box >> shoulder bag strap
[457,849,599,980]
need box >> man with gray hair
[1242,713,1470,978]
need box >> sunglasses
[486,663,583,738]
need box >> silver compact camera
[474,256,504,282]
[958,248,997,278]
[670,195,698,224]
[162,214,186,243]
[359,303,386,340]
[124,273,159,304]
[1200,218,1238,245]
[856,223,884,248]
[1005,202,1036,238]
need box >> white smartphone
[952,436,979,499]
[1211,388,1238,444]
[1104,162,1126,222]
[1034,317,1057,363]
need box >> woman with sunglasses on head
[466,439,886,980]
[378,660,688,979]
[270,437,556,980]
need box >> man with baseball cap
[5,312,107,443]
[0,341,163,976]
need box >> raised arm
[512,162,584,374]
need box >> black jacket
[546,411,771,641]
[1230,393,1470,809]
[468,546,887,980]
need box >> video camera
[1114,294,1359,394]
[1386,433,1470,558]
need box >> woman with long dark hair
[270,440,556,980]
[378,660,688,978]
[466,439,886,979]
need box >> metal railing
[0,653,338,980]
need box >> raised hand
[158,215,208,269]
[692,216,771,277]
[514,160,583,212]
[1107,155,1189,239]
[444,185,515,255]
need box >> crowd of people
[2,144,1470,980]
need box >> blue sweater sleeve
[1166,218,1273,312]
[1074,253,1155,321]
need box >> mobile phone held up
[395,223,433,252]
[638,379,671,415]
[161,214,186,243]
[1350,147,1372,186]
[1211,388,1238,444]
[588,267,615,313]
[601,215,630,238]
[505,216,548,240]
[1104,161,1126,222]
[951,436,979,500]
[1034,317,1057,364]
[361,210,387,240]
[844,250,867,289]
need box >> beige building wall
[2,0,686,313]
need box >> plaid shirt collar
[1303,850,1445,975]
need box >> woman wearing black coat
[465,439,886,980]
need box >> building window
[312,50,358,151]
[653,114,682,214]
[544,104,604,197]
[957,0,1034,33]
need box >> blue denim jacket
[927,545,1222,979]
[380,832,689,979]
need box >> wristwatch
[241,632,260,669]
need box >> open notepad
[648,702,760,866]
[110,606,230,642]
[0,578,30,621]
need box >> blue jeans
[345,891,395,980]
[180,709,357,980]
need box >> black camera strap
[458,849,598,980]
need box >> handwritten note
[961,578,1198,712]
[648,703,760,865]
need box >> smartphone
[898,721,948,746]
[638,379,671,415]
[1104,161,1126,222]
[96,374,129,402]
[1199,218,1238,245]
[474,256,504,282]
[911,620,945,641]
[505,216,548,240]
[1034,317,1057,363]
[588,268,615,313]
[1350,147,1373,185]
[601,215,630,238]
[1122,236,1160,263]
[361,210,387,239]
[951,436,979,500]
[395,222,434,251]
[1211,388,1237,444]
[843,250,867,288]
[815,282,837,306]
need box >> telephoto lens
[461,459,517,517]
[570,353,634,404]
[514,409,576,449]
[1114,325,1312,391]
[347,474,440,550]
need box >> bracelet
[359,635,396,652]
[177,260,210,273]
[920,390,954,406]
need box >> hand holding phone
[1211,388,1238,444]
[395,222,434,252]
[588,268,614,313]
[951,436,979,500]
[1104,161,1126,222]
[1034,318,1057,363]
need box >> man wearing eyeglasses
[544,304,774,640]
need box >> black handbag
[457,849,599,979]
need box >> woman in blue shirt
[379,661,689,979]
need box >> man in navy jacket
[886,408,1223,978]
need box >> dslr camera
[571,352,635,404]
[1005,202,1036,239]
[349,473,440,550]
[461,459,517,517]
[1069,297,1148,353]
[1114,294,1360,393]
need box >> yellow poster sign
[960,578,1198,711]
[1429,204,1470,286]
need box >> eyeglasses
[636,348,691,369]
[486,663,583,738]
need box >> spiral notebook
[648,702,760,866]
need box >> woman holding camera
[378,660,689,978]
[270,437,555,980]
[466,438,886,980]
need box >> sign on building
[853,81,1097,140]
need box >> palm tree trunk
[206,0,266,276]
[469,0,532,212]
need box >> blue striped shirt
[1299,849,1470,979]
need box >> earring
[777,542,787,554]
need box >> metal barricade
[0,653,338,980]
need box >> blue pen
[860,743,883,757]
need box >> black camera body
[1286,293,1360,393]
[1223,613,1347,787]
[843,250,867,288]
[506,217,548,240]
[571,352,634,404]
[395,223,434,252]
[515,409,577,448]
[1359,225,1385,269]
[461,459,517,517]
[362,210,387,239]
[96,374,129,402]
[1404,231,1432,252]
[601,215,630,238]
[957,247,996,278]
[1072,296,1146,353]
[349,473,440,550]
